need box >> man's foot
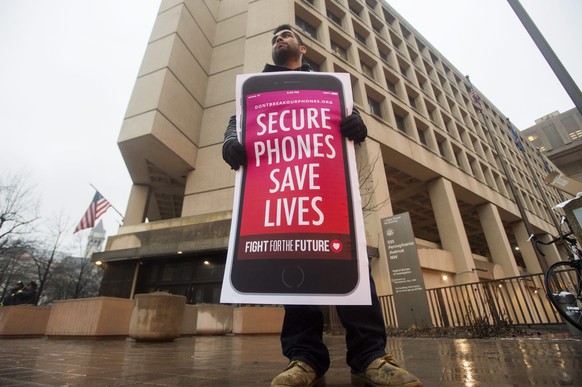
[271,360,326,387]
[351,355,422,387]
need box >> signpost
[381,213,433,328]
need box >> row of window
[295,0,559,224]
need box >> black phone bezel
[231,73,359,294]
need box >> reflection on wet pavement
[0,333,580,386]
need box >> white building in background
[85,220,106,259]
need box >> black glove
[222,139,247,170]
[340,112,367,144]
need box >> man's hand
[222,139,247,170]
[340,111,367,144]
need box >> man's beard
[272,45,297,66]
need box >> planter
[196,304,233,335]
[181,304,199,335]
[45,297,133,338]
[233,306,284,334]
[0,306,51,337]
[129,292,186,341]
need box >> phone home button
[281,266,305,288]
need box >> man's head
[271,24,306,68]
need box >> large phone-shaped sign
[221,72,370,305]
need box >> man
[222,24,422,387]
[1,281,24,306]
[17,281,37,305]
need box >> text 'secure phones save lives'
[231,72,359,294]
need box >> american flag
[469,85,482,112]
[74,191,112,233]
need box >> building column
[123,184,150,226]
[357,140,393,295]
[427,177,478,284]
[512,222,543,274]
[477,203,520,278]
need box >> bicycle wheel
[544,260,582,331]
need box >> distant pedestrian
[12,281,37,305]
[1,281,24,306]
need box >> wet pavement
[0,332,580,386]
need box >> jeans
[280,274,387,375]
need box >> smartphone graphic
[230,72,359,294]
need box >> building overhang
[92,217,231,263]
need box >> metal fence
[325,273,566,332]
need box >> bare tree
[0,242,31,302]
[0,173,39,249]
[29,215,69,305]
[43,256,102,302]
[356,142,390,217]
[0,173,40,299]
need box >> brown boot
[351,355,422,387]
[271,360,326,387]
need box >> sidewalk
[0,333,580,386]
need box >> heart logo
[330,240,342,253]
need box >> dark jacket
[222,63,365,155]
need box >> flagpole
[466,76,547,271]
[507,118,561,234]
[89,183,125,220]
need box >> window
[355,31,367,45]
[136,255,226,305]
[386,79,396,94]
[331,41,348,60]
[408,96,417,109]
[398,59,409,79]
[417,128,427,146]
[390,31,403,52]
[445,117,455,135]
[395,113,406,132]
[296,16,317,39]
[361,62,373,78]
[401,26,411,41]
[377,40,390,63]
[569,129,582,140]
[425,101,438,124]
[383,9,395,25]
[348,0,362,16]
[371,20,383,35]
[437,140,446,157]
[303,56,321,72]
[303,0,315,5]
[327,10,342,26]
[430,109,439,124]
[368,96,382,117]
[527,134,538,142]
[454,150,463,168]
[379,50,389,63]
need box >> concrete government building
[94,0,569,306]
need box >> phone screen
[231,73,358,294]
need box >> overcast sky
[0,0,580,252]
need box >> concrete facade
[94,0,568,301]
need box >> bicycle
[529,215,582,331]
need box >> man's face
[271,29,305,66]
